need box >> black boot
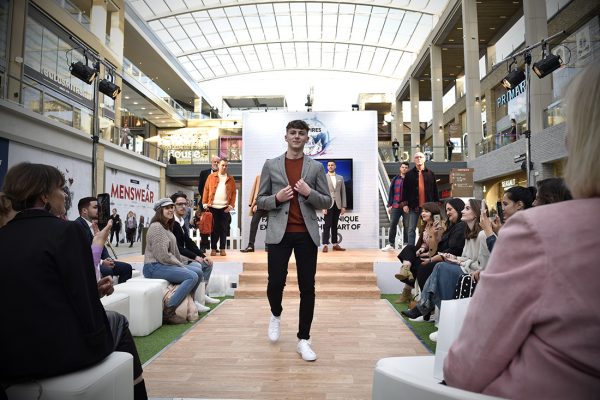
[401,307,422,319]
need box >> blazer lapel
[278,153,289,185]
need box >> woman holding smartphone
[402,199,491,327]
[394,202,444,303]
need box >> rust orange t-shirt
[285,157,307,232]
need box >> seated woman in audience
[402,199,491,325]
[444,64,600,399]
[398,198,466,296]
[534,177,572,206]
[394,202,445,303]
[144,198,200,324]
[0,163,147,400]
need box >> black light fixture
[70,54,97,84]
[532,46,562,78]
[502,59,525,90]
[99,72,121,99]
[351,104,359,111]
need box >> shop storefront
[481,172,527,213]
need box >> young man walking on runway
[257,119,332,361]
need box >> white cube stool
[6,351,133,400]
[100,292,130,321]
[113,280,165,336]
[128,276,169,294]
[372,356,505,400]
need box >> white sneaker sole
[297,349,317,361]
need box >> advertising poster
[104,168,159,230]
[7,142,91,220]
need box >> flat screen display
[316,158,353,210]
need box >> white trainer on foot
[381,244,394,251]
[429,330,438,342]
[268,315,281,342]
[297,339,317,361]
[204,295,220,304]
[195,302,210,313]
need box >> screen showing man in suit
[320,161,347,252]
[256,119,332,362]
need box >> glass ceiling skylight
[130,0,449,82]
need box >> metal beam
[196,67,401,82]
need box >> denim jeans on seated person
[417,261,464,315]
[185,260,213,283]
[143,262,199,308]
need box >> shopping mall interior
[1,0,599,399]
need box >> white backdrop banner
[105,168,159,227]
[7,142,92,220]
[242,111,378,249]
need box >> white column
[90,0,107,43]
[410,77,420,156]
[430,45,444,161]
[109,11,124,60]
[462,0,482,160]
[395,99,404,153]
[524,0,551,134]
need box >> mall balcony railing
[379,145,462,163]
[1,73,166,163]
[476,132,524,157]
[543,100,565,129]
[122,58,200,121]
[53,0,91,32]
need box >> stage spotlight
[99,78,121,99]
[351,104,359,111]
[70,57,97,84]
[533,53,562,78]
[502,67,525,90]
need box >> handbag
[199,210,213,235]
[163,284,199,323]
[453,274,477,299]
[433,297,472,381]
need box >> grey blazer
[326,174,346,209]
[257,153,332,246]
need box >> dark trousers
[322,204,341,245]
[101,260,133,284]
[200,233,210,251]
[447,147,453,161]
[267,232,317,340]
[388,207,409,246]
[126,228,136,245]
[209,207,229,250]
[110,228,120,245]
[247,209,268,248]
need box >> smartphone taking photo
[496,200,504,224]
[433,214,441,224]
[97,193,111,231]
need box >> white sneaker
[297,339,317,361]
[409,315,435,323]
[195,301,210,313]
[268,315,281,342]
[381,244,394,251]
[204,295,220,304]
[429,331,438,342]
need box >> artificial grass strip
[381,294,437,353]
[134,296,232,364]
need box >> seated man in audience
[75,197,133,283]
[171,192,220,307]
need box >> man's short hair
[328,160,336,165]
[170,192,187,203]
[286,120,310,132]
[401,162,410,167]
[77,196,97,213]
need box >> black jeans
[322,204,341,245]
[101,261,133,284]
[110,228,120,245]
[209,207,229,250]
[247,209,268,248]
[267,232,317,340]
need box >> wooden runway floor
[143,298,429,399]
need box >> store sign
[501,178,516,189]
[450,168,474,197]
[497,80,526,109]
[105,168,159,225]
[24,65,94,109]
